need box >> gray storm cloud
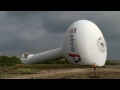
[0,11,119,60]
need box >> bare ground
[2,65,120,79]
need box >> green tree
[0,55,22,67]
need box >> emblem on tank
[68,53,81,63]
[97,36,106,52]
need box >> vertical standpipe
[21,48,63,64]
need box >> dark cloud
[0,11,119,60]
[6,11,40,18]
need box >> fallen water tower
[21,20,107,66]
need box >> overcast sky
[0,11,119,60]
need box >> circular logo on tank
[97,36,106,52]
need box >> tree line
[0,55,119,67]
[0,55,22,66]
[0,56,69,67]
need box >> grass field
[0,64,120,79]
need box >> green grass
[14,68,37,74]
[0,64,92,74]
[13,64,93,69]
[0,63,117,79]
[0,64,120,79]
